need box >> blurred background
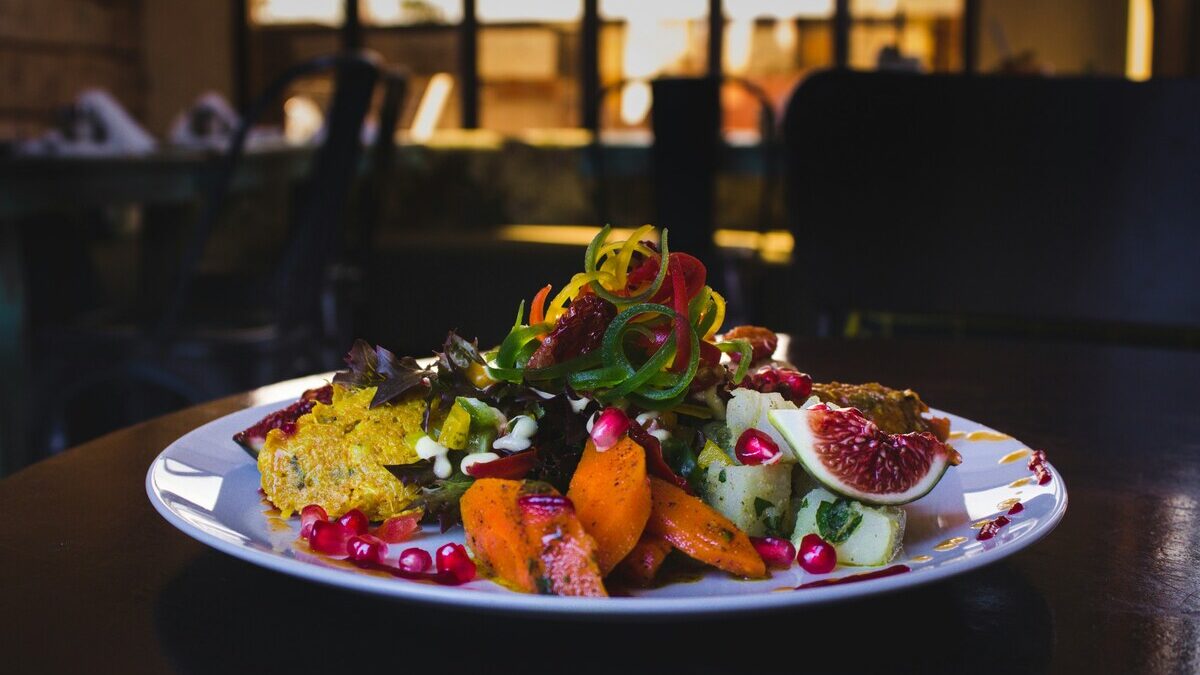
[2,0,1198,475]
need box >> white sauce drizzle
[415,435,453,478]
[460,452,499,474]
[568,396,591,414]
[493,415,537,452]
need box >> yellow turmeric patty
[258,384,424,519]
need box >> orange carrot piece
[646,476,767,578]
[461,478,606,596]
[521,499,607,597]
[460,479,539,592]
[567,437,652,576]
[529,284,553,325]
[615,532,674,586]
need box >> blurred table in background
[1,338,1197,673]
[0,137,774,475]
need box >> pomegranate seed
[299,504,328,539]
[397,547,433,573]
[778,370,813,400]
[797,534,837,574]
[590,407,630,451]
[436,543,476,583]
[517,493,574,516]
[735,428,782,465]
[309,520,353,555]
[337,509,369,535]
[346,534,388,565]
[375,514,420,543]
[1007,502,1024,515]
[748,366,813,403]
[751,536,796,570]
[977,515,1011,541]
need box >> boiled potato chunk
[701,463,792,537]
[792,488,905,566]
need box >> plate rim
[146,399,1068,618]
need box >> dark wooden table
[2,338,1197,674]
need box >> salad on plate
[235,226,966,595]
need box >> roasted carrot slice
[461,479,607,596]
[460,478,539,592]
[646,476,767,578]
[567,437,652,575]
[519,494,607,597]
[615,532,674,586]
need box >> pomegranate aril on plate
[735,428,782,465]
[397,547,433,574]
[337,509,369,535]
[797,534,837,574]
[346,534,388,565]
[750,536,796,570]
[436,543,476,583]
[309,520,353,555]
[375,514,420,543]
[299,504,328,539]
[590,407,630,451]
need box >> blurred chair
[773,70,1200,346]
[589,76,780,324]
[33,52,405,453]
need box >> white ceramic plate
[147,374,1067,618]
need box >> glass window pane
[364,29,462,134]
[363,0,462,25]
[598,0,709,130]
[478,0,582,23]
[479,22,581,131]
[250,0,344,26]
[724,0,834,20]
[849,0,962,72]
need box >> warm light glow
[773,19,798,52]
[477,0,582,23]
[602,0,707,21]
[725,0,833,19]
[725,19,754,75]
[362,0,461,24]
[619,80,653,126]
[1126,0,1153,81]
[411,73,454,142]
[498,225,795,263]
[622,15,692,79]
[252,0,342,25]
[851,0,900,18]
[283,95,323,143]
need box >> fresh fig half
[768,404,955,505]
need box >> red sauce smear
[1027,449,1052,485]
[794,564,911,589]
[977,515,1011,541]
[352,560,467,586]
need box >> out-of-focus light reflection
[725,19,754,75]
[411,73,454,142]
[726,0,833,19]
[773,20,798,51]
[619,80,653,126]
[283,95,323,143]
[1126,0,1153,81]
[498,225,795,262]
[253,0,342,25]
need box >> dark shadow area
[155,551,1053,675]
